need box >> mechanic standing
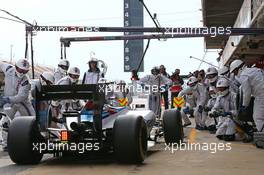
[159,65,170,109]
[139,67,172,117]
[170,68,184,108]
[205,67,218,87]
[31,72,55,98]
[31,72,55,129]
[56,67,81,112]
[178,76,208,130]
[54,59,70,83]
[230,59,264,132]
[0,59,35,151]
[210,78,237,141]
[82,58,106,84]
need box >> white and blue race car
[7,84,183,164]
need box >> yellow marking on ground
[188,128,197,143]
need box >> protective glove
[198,105,203,113]
[189,109,194,115]
[52,117,64,123]
[223,112,232,117]
[140,83,145,88]
[209,111,218,118]
[239,106,247,113]
[0,96,10,107]
[204,106,211,112]
[208,111,214,118]
[183,106,190,114]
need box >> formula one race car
[7,84,183,164]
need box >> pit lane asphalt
[1,119,264,175]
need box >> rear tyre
[113,115,147,163]
[163,109,184,144]
[8,116,43,164]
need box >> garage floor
[0,118,263,175]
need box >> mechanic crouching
[230,59,264,133]
[205,67,218,88]
[178,91,195,127]
[54,59,70,83]
[0,59,35,151]
[210,78,237,141]
[178,76,208,130]
[204,86,218,134]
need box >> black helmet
[151,66,160,75]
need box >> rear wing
[36,84,104,101]
[36,84,106,134]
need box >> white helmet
[40,72,55,85]
[206,67,218,76]
[15,58,30,78]
[58,60,69,71]
[88,57,99,71]
[89,57,98,63]
[218,66,229,76]
[206,67,218,83]
[58,59,70,68]
[216,78,229,97]
[216,78,230,88]
[68,67,80,83]
[58,59,70,74]
[16,58,30,71]
[68,67,80,76]
[187,76,198,88]
[230,59,244,73]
